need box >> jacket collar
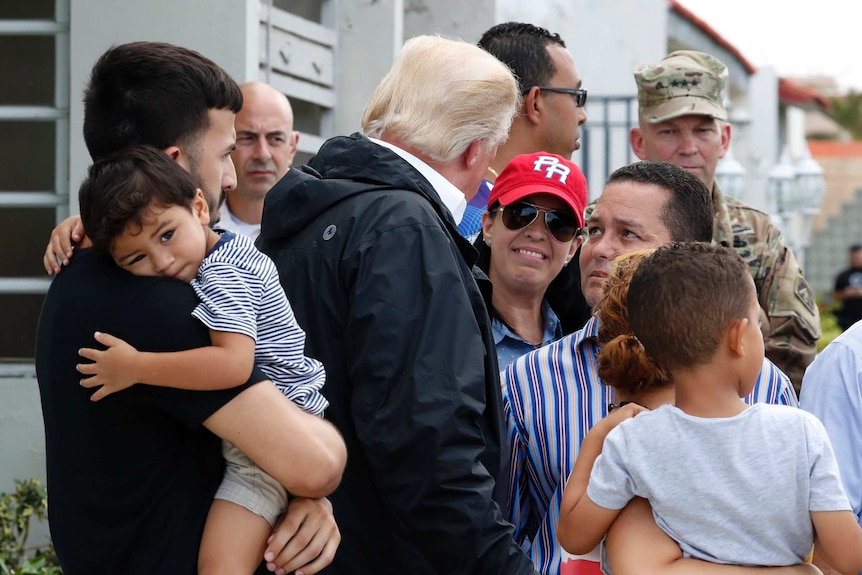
[369,138,467,223]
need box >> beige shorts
[214,440,288,526]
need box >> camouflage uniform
[712,182,820,393]
[627,49,822,393]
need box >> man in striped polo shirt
[500,160,798,574]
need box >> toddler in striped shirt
[76,144,328,575]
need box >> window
[0,0,69,362]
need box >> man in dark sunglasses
[458,22,594,338]
[459,22,588,241]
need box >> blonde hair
[361,35,519,163]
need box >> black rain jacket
[256,134,536,575]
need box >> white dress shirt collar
[369,137,467,224]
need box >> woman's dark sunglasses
[495,201,579,243]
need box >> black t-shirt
[835,266,862,328]
[35,249,263,575]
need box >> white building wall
[748,66,779,212]
[330,0,403,136]
[496,0,666,96]
[497,0,666,198]
[403,0,496,44]
[68,0,259,212]
[0,370,49,543]
[0,372,45,494]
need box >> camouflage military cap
[634,50,728,123]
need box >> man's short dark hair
[606,160,713,242]
[83,41,243,161]
[850,244,862,253]
[79,145,201,253]
[478,22,566,90]
[628,242,751,369]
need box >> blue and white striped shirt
[191,230,328,415]
[501,315,798,574]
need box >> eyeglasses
[495,201,580,243]
[522,86,588,107]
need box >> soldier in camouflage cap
[635,50,728,123]
[629,50,821,394]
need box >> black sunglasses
[495,201,579,243]
[521,86,588,107]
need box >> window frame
[0,0,69,369]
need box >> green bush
[0,479,62,575]
[817,295,842,353]
[818,309,842,353]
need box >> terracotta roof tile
[808,140,862,157]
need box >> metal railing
[578,95,639,199]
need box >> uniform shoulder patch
[796,277,817,316]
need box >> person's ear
[630,127,647,160]
[522,86,543,125]
[726,317,747,357]
[163,145,194,173]
[192,188,211,226]
[287,131,300,166]
[718,121,731,159]
[481,210,494,243]
[163,145,181,162]
[465,139,485,171]
[568,232,583,260]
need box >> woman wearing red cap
[476,151,587,369]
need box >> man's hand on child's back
[43,215,89,275]
[77,331,141,401]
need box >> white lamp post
[794,142,826,214]
[793,142,826,269]
[767,145,796,219]
[715,96,749,200]
[715,144,746,199]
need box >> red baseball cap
[487,152,588,228]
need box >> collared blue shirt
[501,316,798,574]
[801,321,862,547]
[458,179,493,239]
[493,300,563,370]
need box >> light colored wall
[563,0,668,96]
[496,0,666,198]
[0,371,44,490]
[747,66,779,212]
[67,0,258,215]
[330,0,403,137]
[812,151,862,233]
[403,0,495,44]
[498,0,666,95]
[0,368,49,544]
